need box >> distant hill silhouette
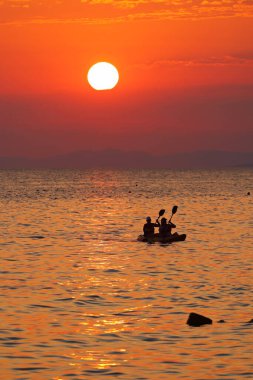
[0,150,253,169]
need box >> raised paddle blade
[172,205,178,215]
[169,205,178,222]
[159,209,166,217]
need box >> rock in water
[187,312,213,327]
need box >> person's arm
[169,221,176,228]
[154,219,160,227]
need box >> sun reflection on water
[68,350,126,371]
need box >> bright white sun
[87,62,119,91]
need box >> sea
[0,168,252,380]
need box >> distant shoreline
[0,150,253,170]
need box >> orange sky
[0,0,253,157]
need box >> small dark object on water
[187,312,213,327]
[129,191,131,193]
[247,192,251,196]
[246,318,253,324]
[218,319,226,323]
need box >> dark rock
[187,312,213,327]
[218,319,226,323]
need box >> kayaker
[159,217,177,238]
[143,216,160,238]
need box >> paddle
[157,209,165,221]
[169,205,178,222]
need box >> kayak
[137,233,187,243]
[137,234,186,243]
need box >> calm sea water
[0,169,252,380]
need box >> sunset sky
[1,0,253,157]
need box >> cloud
[1,0,253,25]
[134,54,253,69]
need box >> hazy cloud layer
[1,0,253,24]
[135,54,253,69]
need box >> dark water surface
[0,169,252,379]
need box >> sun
[87,62,119,91]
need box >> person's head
[146,216,151,223]
[161,217,167,225]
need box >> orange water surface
[0,169,252,379]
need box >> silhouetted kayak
[137,233,187,243]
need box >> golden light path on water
[0,169,252,379]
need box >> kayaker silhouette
[143,216,160,239]
[159,217,176,238]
